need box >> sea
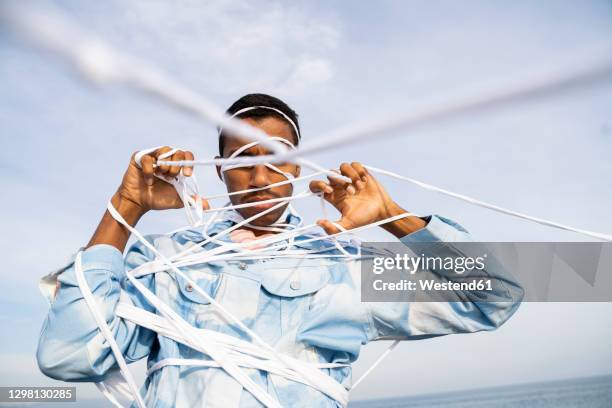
[350,374,612,408]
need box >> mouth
[243,195,280,211]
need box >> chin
[238,207,286,226]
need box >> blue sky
[1,0,611,403]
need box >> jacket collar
[176,208,354,252]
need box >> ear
[294,163,301,178]
[215,156,223,181]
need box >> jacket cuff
[39,245,125,304]
[79,244,126,281]
[400,215,471,244]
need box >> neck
[242,225,279,237]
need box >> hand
[116,146,209,215]
[309,162,401,234]
[87,146,209,252]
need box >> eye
[271,162,296,170]
[229,165,253,171]
[270,161,288,166]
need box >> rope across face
[218,105,301,183]
[218,136,298,183]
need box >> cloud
[274,57,334,95]
[52,0,342,96]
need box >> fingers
[144,147,195,180]
[153,146,173,174]
[350,162,368,182]
[326,171,346,187]
[326,162,367,195]
[309,180,333,195]
[141,155,155,186]
[183,151,194,176]
[344,162,370,192]
[327,171,355,194]
[340,163,360,184]
[166,150,185,178]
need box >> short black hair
[218,93,300,156]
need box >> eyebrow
[227,148,255,157]
[227,144,272,158]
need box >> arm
[37,147,203,381]
[364,215,524,341]
[37,241,157,381]
[309,162,523,341]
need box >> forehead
[222,116,296,156]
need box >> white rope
[145,358,347,378]
[0,4,289,156]
[115,303,349,401]
[351,341,400,390]
[6,3,608,240]
[67,136,612,407]
[364,165,612,242]
[203,192,315,214]
[92,141,432,407]
[153,60,612,168]
[74,252,147,408]
[204,171,326,200]
[107,198,355,407]
[221,106,301,141]
[107,206,287,408]
[101,142,420,407]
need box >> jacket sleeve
[37,240,158,382]
[364,215,524,342]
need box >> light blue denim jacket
[37,214,523,407]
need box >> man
[37,93,523,407]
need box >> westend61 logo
[369,252,494,295]
[372,253,487,275]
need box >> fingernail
[146,179,153,186]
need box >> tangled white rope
[91,149,412,408]
[5,4,612,408]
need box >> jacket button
[290,280,301,290]
[239,262,247,270]
[185,284,194,292]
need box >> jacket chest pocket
[213,273,262,329]
[260,259,333,330]
[255,258,334,355]
[174,264,221,325]
[176,266,262,332]
[260,258,333,298]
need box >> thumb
[316,219,349,235]
[191,195,210,211]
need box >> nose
[250,164,271,188]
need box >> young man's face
[218,116,300,226]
